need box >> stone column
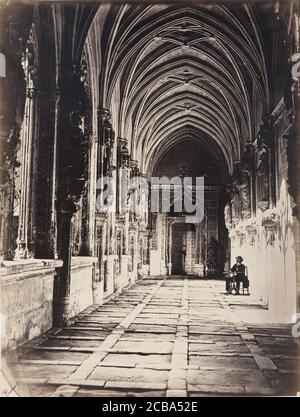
[53,207,73,326]
[53,64,89,326]
[93,217,106,304]
[128,225,138,282]
[105,254,116,296]
[116,138,130,288]
[0,7,30,260]
[14,87,36,259]
[88,134,98,254]
[120,253,129,288]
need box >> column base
[120,256,129,289]
[92,280,104,305]
[105,255,117,296]
[53,297,71,327]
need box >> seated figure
[225,256,246,295]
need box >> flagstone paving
[5,277,300,397]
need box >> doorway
[171,223,196,275]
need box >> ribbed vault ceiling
[87,3,272,177]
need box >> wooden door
[185,224,196,274]
[171,223,196,274]
[171,223,185,274]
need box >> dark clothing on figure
[229,263,246,291]
[231,263,246,276]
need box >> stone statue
[224,201,232,229]
[70,111,88,176]
[257,141,269,203]
[240,169,251,216]
[231,177,241,223]
[69,111,88,205]
[103,116,115,177]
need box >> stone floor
[5,277,300,397]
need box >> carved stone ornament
[96,212,109,222]
[130,160,140,177]
[246,223,257,246]
[116,213,126,224]
[262,211,278,247]
[261,212,277,230]
[257,201,269,212]
[118,138,130,168]
[245,224,257,234]
[255,115,273,208]
[235,229,245,246]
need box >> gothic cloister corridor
[1,0,300,398]
[5,277,300,397]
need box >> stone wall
[229,181,297,322]
[227,99,299,322]
[228,100,298,323]
[0,257,102,350]
[0,259,63,350]
[69,256,99,318]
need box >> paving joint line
[215,281,278,379]
[167,278,188,397]
[50,279,166,396]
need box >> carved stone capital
[26,87,36,99]
[262,212,277,247]
[245,222,257,234]
[235,228,245,237]
[262,213,277,230]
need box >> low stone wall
[0,257,101,349]
[0,259,63,350]
[69,257,100,318]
